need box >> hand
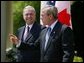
[9,34,19,45]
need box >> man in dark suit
[39,5,74,62]
[71,1,83,58]
[9,5,43,62]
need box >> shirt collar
[49,19,58,31]
[25,23,33,31]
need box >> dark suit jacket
[16,22,44,62]
[71,1,83,57]
[39,21,74,62]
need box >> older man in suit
[39,5,74,62]
[9,5,44,62]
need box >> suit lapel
[41,29,47,53]
[44,21,62,53]
[25,32,32,42]
[18,26,25,41]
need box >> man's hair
[23,5,36,13]
[42,5,58,19]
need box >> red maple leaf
[58,9,71,26]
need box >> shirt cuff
[16,40,21,47]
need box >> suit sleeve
[62,27,74,62]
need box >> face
[41,10,50,26]
[23,9,36,25]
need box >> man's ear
[49,14,53,20]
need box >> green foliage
[73,56,83,62]
[13,1,40,34]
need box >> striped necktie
[23,26,30,41]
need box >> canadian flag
[40,1,72,29]
[55,1,72,28]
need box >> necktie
[44,27,51,50]
[23,26,30,41]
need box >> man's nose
[27,15,31,18]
